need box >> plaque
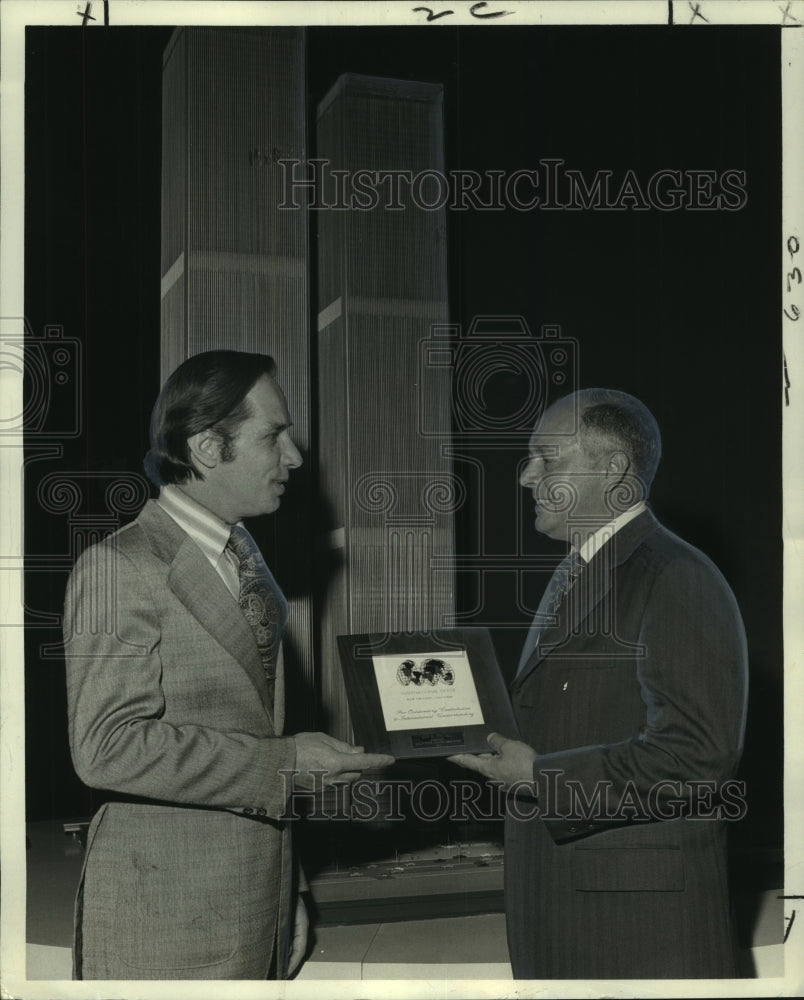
[336,629,520,758]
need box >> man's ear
[186,430,222,473]
[607,449,631,479]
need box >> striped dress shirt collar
[157,484,241,597]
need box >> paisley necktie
[226,524,287,684]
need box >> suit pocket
[89,806,241,971]
[572,845,685,892]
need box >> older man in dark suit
[451,388,748,979]
[64,350,392,980]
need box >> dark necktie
[516,550,585,676]
[226,524,287,685]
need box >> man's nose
[282,438,303,469]
[519,459,540,488]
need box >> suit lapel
[137,501,275,722]
[511,508,660,691]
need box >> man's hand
[293,731,394,787]
[286,894,309,977]
[449,732,537,791]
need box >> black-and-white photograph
[1,0,802,996]
[395,659,456,686]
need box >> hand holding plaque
[293,731,395,787]
[449,731,538,791]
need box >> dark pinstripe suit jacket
[506,508,748,978]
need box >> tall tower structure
[160,28,314,721]
[315,74,455,741]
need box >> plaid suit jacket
[64,501,299,979]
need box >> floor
[23,819,785,981]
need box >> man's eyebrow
[263,421,293,434]
[529,443,560,458]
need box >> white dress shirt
[577,501,647,564]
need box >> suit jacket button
[243,807,254,815]
[257,808,267,816]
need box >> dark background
[25,25,782,861]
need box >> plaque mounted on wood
[336,629,519,759]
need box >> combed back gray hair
[573,388,662,491]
